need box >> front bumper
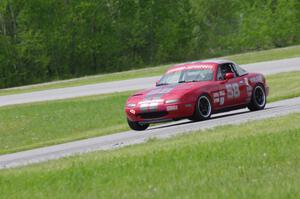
[125,102,195,123]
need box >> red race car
[125,60,269,131]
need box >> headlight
[127,103,136,108]
[165,99,179,104]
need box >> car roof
[198,59,234,64]
[169,59,234,71]
[175,59,233,65]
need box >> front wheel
[190,95,212,121]
[127,118,149,131]
[248,85,266,111]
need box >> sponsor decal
[166,105,178,111]
[167,64,213,74]
[213,90,225,105]
[138,99,164,104]
[219,90,225,97]
[213,92,219,98]
[220,96,225,105]
[167,66,186,74]
[186,64,213,70]
[214,97,220,103]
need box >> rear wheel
[127,118,149,131]
[190,95,212,121]
[248,84,266,111]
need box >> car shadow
[148,106,279,130]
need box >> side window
[219,63,235,80]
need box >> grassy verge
[0,71,300,155]
[0,92,131,154]
[223,44,300,64]
[1,113,300,199]
[1,45,300,96]
[267,72,300,102]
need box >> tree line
[0,0,299,88]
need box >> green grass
[267,72,300,102]
[0,71,300,155]
[1,113,300,199]
[0,92,131,154]
[1,45,300,96]
[223,45,300,64]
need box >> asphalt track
[0,57,300,107]
[0,57,300,169]
[1,97,300,169]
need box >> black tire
[127,118,149,131]
[248,84,266,111]
[190,95,212,121]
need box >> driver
[221,65,233,79]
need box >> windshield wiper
[179,80,200,83]
[156,83,169,86]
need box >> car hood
[128,82,209,102]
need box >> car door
[215,63,247,109]
[231,63,248,105]
[212,64,235,110]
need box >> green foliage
[0,0,299,88]
[1,45,300,96]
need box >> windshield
[235,65,248,76]
[157,69,213,86]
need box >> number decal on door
[225,83,240,99]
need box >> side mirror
[225,73,234,80]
